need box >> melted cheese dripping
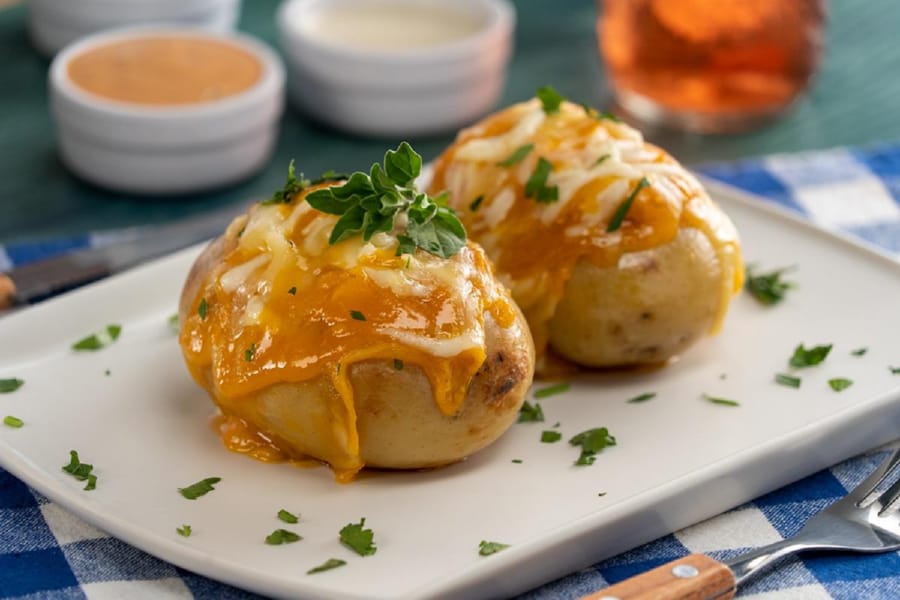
[429,99,744,360]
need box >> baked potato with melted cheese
[179,151,534,482]
[429,95,743,370]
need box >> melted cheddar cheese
[179,184,517,481]
[429,100,744,361]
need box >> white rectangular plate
[1,180,899,599]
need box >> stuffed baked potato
[179,145,534,482]
[429,90,743,369]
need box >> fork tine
[852,445,900,506]
[876,476,900,514]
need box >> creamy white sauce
[303,3,483,51]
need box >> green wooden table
[1,0,898,244]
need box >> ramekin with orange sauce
[49,28,284,195]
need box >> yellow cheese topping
[429,99,744,361]
[179,183,516,482]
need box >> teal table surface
[1,0,899,244]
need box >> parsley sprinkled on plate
[3,415,23,428]
[178,477,221,500]
[891,366,900,375]
[266,529,302,545]
[72,325,121,351]
[168,314,179,333]
[789,344,832,368]
[745,265,796,306]
[704,394,740,407]
[0,378,23,393]
[525,157,558,203]
[478,540,510,556]
[307,558,346,575]
[497,144,534,167]
[627,392,656,404]
[278,509,299,524]
[350,310,366,322]
[541,430,562,443]
[537,85,564,114]
[828,378,853,392]
[517,401,544,423]
[534,382,570,399]
[851,347,868,356]
[775,373,801,388]
[511,459,523,464]
[340,518,376,556]
[569,427,616,466]
[198,298,208,320]
[176,525,192,538]
[607,177,650,233]
[62,450,97,490]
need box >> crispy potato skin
[548,228,723,367]
[180,234,535,470]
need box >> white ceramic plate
[1,180,899,599]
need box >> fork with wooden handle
[582,444,900,600]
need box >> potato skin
[548,228,723,367]
[180,232,535,471]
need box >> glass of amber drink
[599,0,826,133]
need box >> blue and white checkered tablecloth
[2,143,900,599]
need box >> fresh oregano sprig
[304,142,466,259]
[264,160,311,205]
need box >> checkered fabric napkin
[2,143,900,599]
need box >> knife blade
[0,201,249,311]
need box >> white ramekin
[27,0,242,57]
[277,0,515,138]
[49,27,285,196]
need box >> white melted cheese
[376,327,484,358]
[220,254,269,293]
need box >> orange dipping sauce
[67,36,262,106]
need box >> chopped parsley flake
[745,265,796,306]
[541,430,562,443]
[828,378,853,392]
[72,324,121,351]
[340,518,376,556]
[789,344,832,368]
[198,298,208,320]
[350,310,366,322]
[775,373,801,388]
[104,369,110,376]
[597,492,607,497]
[569,427,616,466]
[497,144,534,167]
[704,394,740,407]
[607,177,649,232]
[266,529,302,545]
[517,401,544,423]
[891,366,900,375]
[627,392,656,404]
[168,314,179,333]
[469,195,484,212]
[288,286,297,295]
[62,450,97,490]
[3,415,23,428]
[245,343,256,362]
[537,85,564,114]
[511,459,523,464]
[0,378,23,393]
[263,160,310,205]
[595,154,611,165]
[278,509,299,524]
[393,358,404,370]
[596,110,622,122]
[534,382,570,398]
[307,558,346,575]
[178,477,221,500]
[84,474,97,491]
[851,347,868,356]
[525,157,558,203]
[177,525,192,537]
[478,540,510,556]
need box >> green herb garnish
[0,378,23,393]
[596,111,622,122]
[789,344,832,368]
[72,324,121,351]
[469,195,484,212]
[3,415,23,428]
[177,525,192,537]
[595,154,611,166]
[245,343,256,361]
[828,378,853,392]
[62,450,97,490]
[627,392,656,404]
[541,430,562,443]
[497,144,534,167]
[607,177,650,233]
[84,474,97,491]
[891,366,900,374]
[339,518,376,556]
[745,265,796,306]
[198,298,208,320]
[305,143,466,259]
[478,540,510,556]
[311,170,349,186]
[775,373,801,388]
[537,85,564,114]
[307,558,346,575]
[534,382,570,399]
[511,459,523,464]
[393,359,404,370]
[704,394,740,407]
[517,401,544,423]
[266,529,302,545]
[525,157,558,203]
[851,347,868,356]
[350,310,366,322]
[569,427,616,466]
[278,509,299,524]
[178,477,221,500]
[264,160,310,205]
[288,286,297,295]
[168,314,179,333]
